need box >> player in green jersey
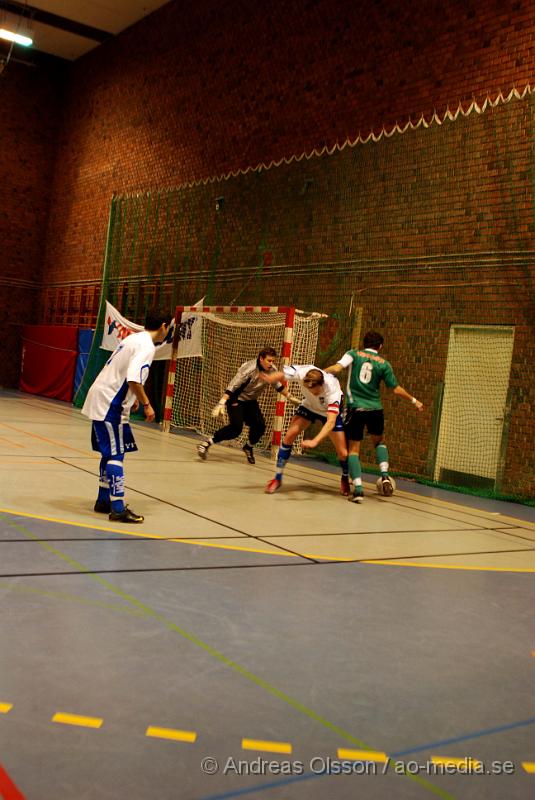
[326,331,423,503]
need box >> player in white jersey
[260,365,349,495]
[82,308,171,523]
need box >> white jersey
[82,331,155,423]
[283,364,342,416]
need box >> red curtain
[19,325,78,402]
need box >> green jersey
[338,348,398,410]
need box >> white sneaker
[381,477,394,496]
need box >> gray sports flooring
[0,391,534,800]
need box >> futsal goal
[164,305,322,454]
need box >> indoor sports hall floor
[0,389,534,800]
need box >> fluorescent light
[0,28,33,47]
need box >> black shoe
[242,444,255,464]
[94,499,111,514]
[109,506,144,524]
[197,441,210,460]
[348,488,364,503]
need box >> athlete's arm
[128,381,155,421]
[301,409,338,449]
[279,386,301,406]
[259,370,285,384]
[324,363,344,375]
[392,385,423,411]
[325,352,353,375]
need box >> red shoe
[265,478,281,494]
[340,476,350,496]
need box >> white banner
[100,301,203,360]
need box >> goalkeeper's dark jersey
[337,348,398,410]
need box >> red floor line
[0,764,26,800]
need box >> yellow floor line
[2,509,534,571]
[431,755,482,770]
[146,726,197,743]
[171,538,302,557]
[0,507,303,557]
[0,436,25,449]
[0,507,184,540]
[0,422,95,457]
[363,559,535,573]
[337,748,388,762]
[242,738,292,754]
[0,702,13,713]
[52,712,103,728]
[0,459,58,464]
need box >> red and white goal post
[162,305,323,456]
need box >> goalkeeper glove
[212,399,227,418]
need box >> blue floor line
[199,715,535,800]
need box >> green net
[73,90,534,500]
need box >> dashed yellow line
[146,726,197,743]
[242,738,292,754]
[431,755,482,770]
[338,748,388,762]
[52,712,103,729]
[2,707,535,773]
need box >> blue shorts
[91,421,138,458]
[295,405,344,432]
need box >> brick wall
[60,92,533,495]
[1,0,533,495]
[0,57,63,386]
[41,0,535,284]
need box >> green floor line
[7,516,454,800]
[0,581,148,617]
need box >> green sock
[348,454,362,487]
[375,443,389,477]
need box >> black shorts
[295,405,344,432]
[344,408,384,441]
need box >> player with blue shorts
[82,308,171,522]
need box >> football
[376,476,397,495]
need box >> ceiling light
[0,9,34,48]
[0,28,33,47]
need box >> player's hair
[145,308,172,330]
[258,347,277,359]
[363,331,384,349]
[303,368,324,387]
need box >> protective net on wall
[70,90,535,499]
[171,310,321,453]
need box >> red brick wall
[0,58,63,386]
[42,0,535,284]
[1,0,533,496]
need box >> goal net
[165,305,321,454]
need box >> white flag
[100,300,203,360]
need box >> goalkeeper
[261,365,349,495]
[197,347,298,464]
